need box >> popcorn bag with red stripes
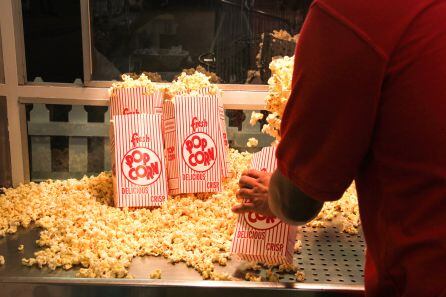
[109,87,164,185]
[163,95,225,195]
[109,87,164,117]
[231,146,297,264]
[112,114,168,208]
[194,88,229,178]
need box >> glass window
[90,0,311,84]
[26,103,110,181]
[25,103,272,180]
[21,0,83,83]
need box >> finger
[236,188,255,200]
[246,169,263,179]
[231,202,256,214]
[239,175,258,189]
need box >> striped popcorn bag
[231,146,297,264]
[197,88,230,178]
[163,95,224,195]
[109,87,164,117]
[112,114,168,208]
[109,87,164,192]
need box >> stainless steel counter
[0,220,365,297]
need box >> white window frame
[0,0,267,186]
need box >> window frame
[0,0,268,186]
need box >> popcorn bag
[163,95,225,195]
[109,87,164,117]
[231,146,297,264]
[112,114,168,208]
[194,88,229,178]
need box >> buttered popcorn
[166,71,220,99]
[250,56,294,142]
[0,150,251,279]
[149,269,162,279]
[0,147,359,279]
[0,255,4,265]
[246,137,259,148]
[110,73,160,95]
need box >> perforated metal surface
[296,224,365,285]
[0,220,365,292]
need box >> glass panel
[25,103,272,181]
[0,97,12,187]
[21,0,83,83]
[26,103,110,181]
[90,0,311,84]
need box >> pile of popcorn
[166,71,220,99]
[125,72,164,83]
[0,148,359,280]
[176,66,221,84]
[307,184,360,234]
[0,150,249,280]
[110,73,161,94]
[251,56,295,142]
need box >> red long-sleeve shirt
[276,1,446,296]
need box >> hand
[231,169,275,217]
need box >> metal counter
[0,220,365,297]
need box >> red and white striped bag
[186,88,229,178]
[109,87,164,116]
[109,87,164,190]
[163,95,225,195]
[231,146,297,264]
[112,114,168,208]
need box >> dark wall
[0,97,12,188]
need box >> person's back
[276,0,446,295]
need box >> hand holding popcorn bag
[112,114,167,207]
[231,146,297,264]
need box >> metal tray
[0,219,365,297]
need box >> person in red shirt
[232,0,446,296]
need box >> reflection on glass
[91,0,311,84]
[21,0,83,83]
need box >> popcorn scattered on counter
[295,271,305,282]
[246,137,259,148]
[149,269,162,279]
[277,263,298,274]
[266,269,280,282]
[293,240,302,254]
[0,147,359,280]
[0,255,4,265]
[245,272,262,282]
[18,244,24,252]
[306,183,360,234]
[0,150,251,280]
